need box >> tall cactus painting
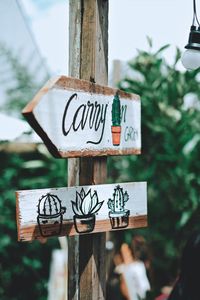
[111,92,121,146]
[107,185,130,229]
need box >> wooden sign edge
[59,148,141,157]
[23,109,61,158]
[18,215,148,242]
[22,76,141,158]
[16,191,21,242]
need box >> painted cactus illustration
[111,92,121,146]
[72,188,104,233]
[108,185,130,229]
[37,193,66,237]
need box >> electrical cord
[192,0,200,26]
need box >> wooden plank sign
[22,76,141,158]
[16,182,147,242]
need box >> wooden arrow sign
[22,76,141,158]
[16,182,147,242]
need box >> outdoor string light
[182,0,200,70]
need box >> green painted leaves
[112,92,121,126]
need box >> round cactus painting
[37,193,66,237]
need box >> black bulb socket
[185,25,200,50]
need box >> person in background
[167,231,200,300]
[131,235,153,282]
[114,243,151,300]
[106,235,152,300]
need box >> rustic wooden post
[68,1,108,299]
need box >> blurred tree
[108,39,200,295]
[0,45,66,300]
[0,150,66,300]
[0,43,48,115]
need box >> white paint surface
[32,88,141,153]
[17,182,147,226]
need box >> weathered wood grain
[67,1,116,300]
[17,216,147,242]
[68,1,87,299]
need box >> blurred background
[0,0,200,299]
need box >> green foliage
[0,149,66,300]
[0,44,65,299]
[108,44,200,292]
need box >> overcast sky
[21,0,193,75]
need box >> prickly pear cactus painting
[72,188,104,233]
[37,193,66,237]
[107,185,130,229]
[111,92,121,146]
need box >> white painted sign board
[16,182,147,242]
[22,76,141,158]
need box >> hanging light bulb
[182,26,200,69]
[182,0,200,70]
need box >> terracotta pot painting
[71,188,104,233]
[37,193,66,237]
[107,185,130,229]
[111,92,121,146]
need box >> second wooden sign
[16,182,147,242]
